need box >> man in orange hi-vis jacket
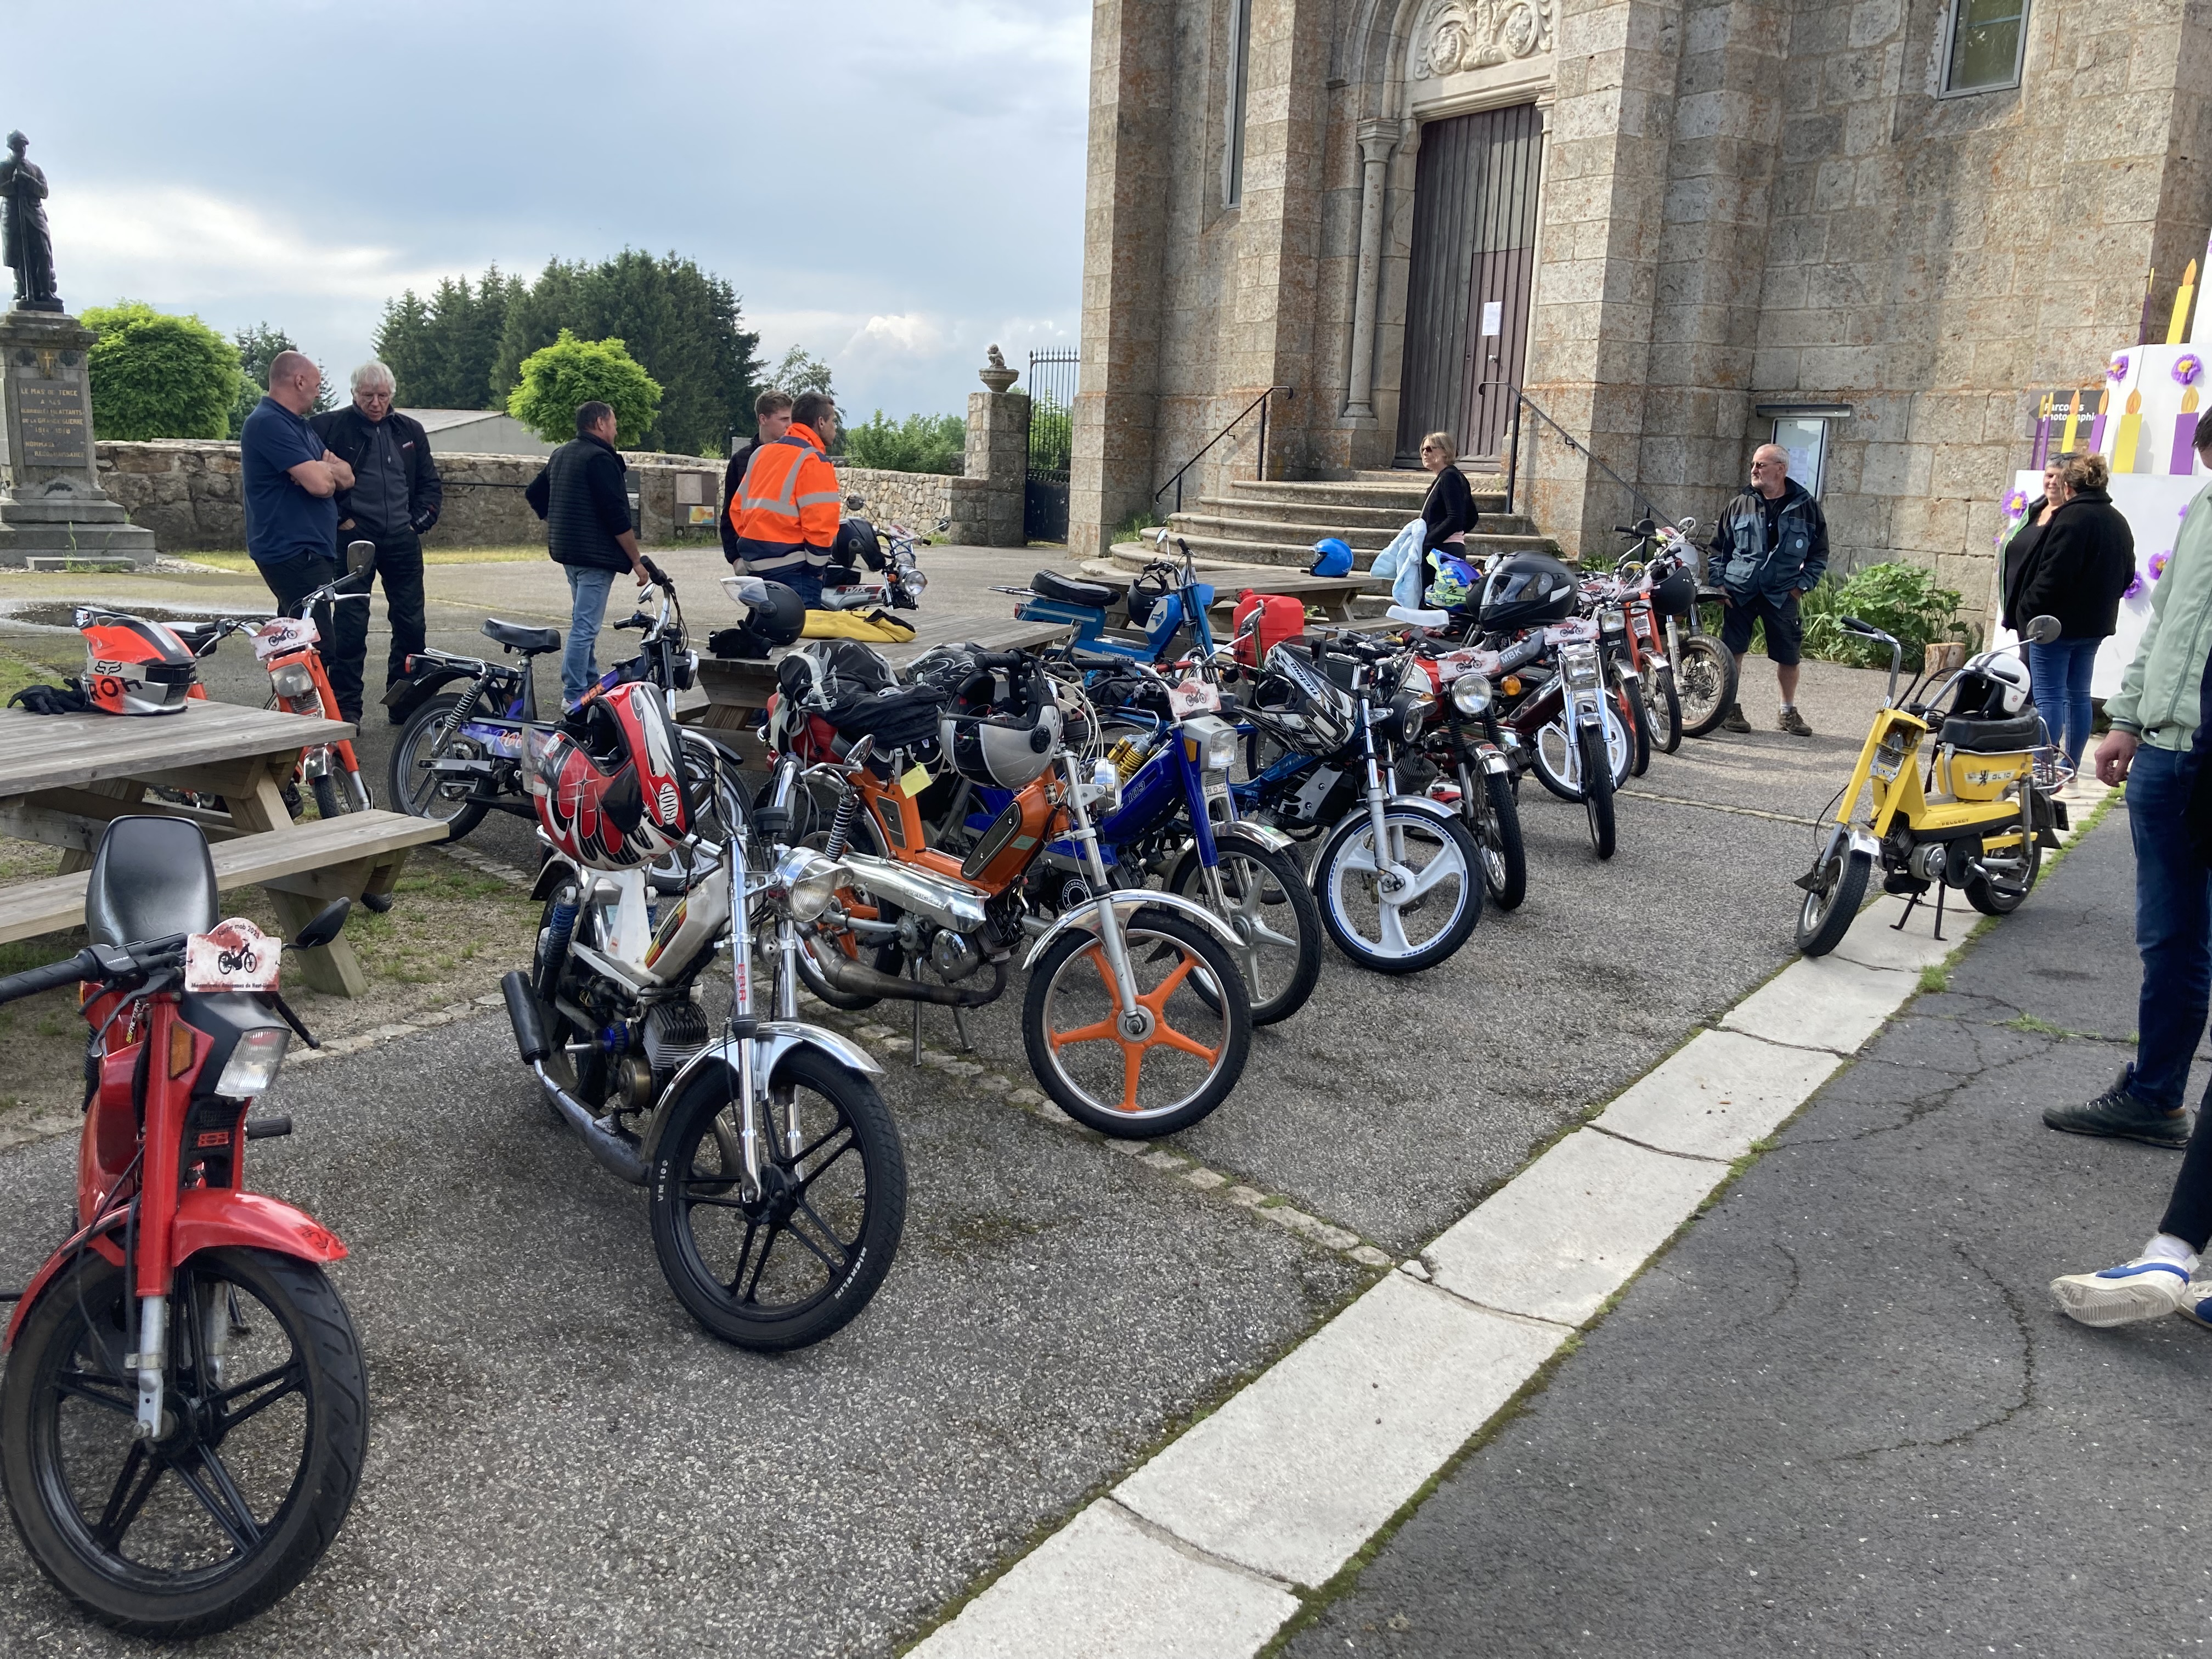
[732,390,842,607]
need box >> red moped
[0,816,366,1637]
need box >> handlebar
[642,556,672,589]
[0,947,103,1005]
[0,934,188,1008]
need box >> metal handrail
[1154,386,1294,516]
[1488,381,1675,528]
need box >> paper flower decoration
[2002,489,2029,517]
[2125,573,2146,600]
[2110,353,2132,380]
[2176,354,2203,386]
[2151,550,2172,582]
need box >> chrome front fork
[131,1296,167,1440]
[1065,763,1141,1019]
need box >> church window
[1224,0,1252,207]
[1940,0,2028,96]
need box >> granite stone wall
[1071,0,2212,622]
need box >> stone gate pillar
[963,360,1029,548]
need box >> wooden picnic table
[0,701,448,996]
[681,611,1074,753]
[1077,565,1389,624]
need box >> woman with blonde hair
[1417,430,1477,556]
[2016,449,2135,768]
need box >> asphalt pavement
[0,551,1916,1654]
[1284,800,2212,1658]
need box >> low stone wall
[93,442,1013,552]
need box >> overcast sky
[8,0,1087,425]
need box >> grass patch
[0,646,71,704]
[1917,964,1950,994]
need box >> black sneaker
[1720,702,1751,734]
[2044,1067,2191,1149]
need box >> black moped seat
[168,620,227,656]
[1031,571,1116,610]
[483,618,562,655]
[1942,712,2041,754]
[87,816,217,946]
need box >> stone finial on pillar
[980,345,1020,395]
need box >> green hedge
[83,302,241,441]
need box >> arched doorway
[1395,101,1543,465]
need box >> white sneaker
[2051,1257,2193,1327]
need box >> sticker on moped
[252,617,319,659]
[1167,677,1220,717]
[186,918,281,993]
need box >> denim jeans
[2124,745,2212,1113]
[2028,634,2101,768]
[562,563,617,704]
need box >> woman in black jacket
[1999,455,2067,634]
[1418,431,1476,555]
[2016,450,2135,768]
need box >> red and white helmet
[76,608,198,715]
[529,682,691,871]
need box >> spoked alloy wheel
[0,1248,366,1639]
[1313,806,1482,972]
[1674,636,1740,739]
[387,692,489,838]
[1167,841,1322,1024]
[1795,847,1871,956]
[1022,912,1252,1137]
[1533,704,1632,799]
[649,1047,907,1351]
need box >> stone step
[1223,477,1509,514]
[1190,499,1543,540]
[1138,529,1556,571]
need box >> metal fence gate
[1024,349,1078,543]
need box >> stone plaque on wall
[14,380,89,467]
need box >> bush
[506,330,661,445]
[1801,562,1972,668]
[83,302,242,441]
[843,410,964,474]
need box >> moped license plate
[186,919,280,993]
[1168,677,1220,717]
[252,617,318,660]
[1870,754,1902,782]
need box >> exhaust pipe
[501,972,647,1186]
[806,946,1005,1008]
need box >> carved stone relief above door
[1406,0,1555,114]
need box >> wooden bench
[0,810,450,994]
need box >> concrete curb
[905,781,2114,1658]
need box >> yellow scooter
[1795,613,2067,956]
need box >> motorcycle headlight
[215,1026,289,1099]
[905,569,929,595]
[1183,716,1239,771]
[1450,675,1493,717]
[1391,687,1435,736]
[268,661,315,699]
[775,849,845,923]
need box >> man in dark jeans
[524,400,650,706]
[720,389,792,566]
[240,351,359,710]
[2050,412,2212,1327]
[1707,443,1827,737]
[312,361,441,721]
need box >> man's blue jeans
[2125,744,2212,1110]
[562,564,616,704]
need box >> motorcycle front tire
[1577,723,1617,860]
[1313,804,1483,973]
[1646,664,1683,754]
[1796,847,1871,955]
[1468,765,1527,911]
[1675,635,1741,740]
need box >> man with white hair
[1707,441,1828,736]
[312,362,441,721]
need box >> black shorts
[1719,590,1803,667]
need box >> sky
[8,0,1088,425]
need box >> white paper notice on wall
[1481,301,1503,338]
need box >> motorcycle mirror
[846,493,866,511]
[289,896,352,950]
[2024,613,2062,644]
[346,539,377,575]
[1677,516,1698,534]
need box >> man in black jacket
[525,401,650,706]
[720,389,792,566]
[310,362,442,721]
[1707,444,1829,736]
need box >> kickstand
[951,1005,974,1052]
[909,960,924,1065]
[1890,881,1948,941]
[1891,887,1920,932]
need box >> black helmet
[834,518,886,572]
[1649,566,1697,618]
[1477,552,1578,631]
[710,575,806,658]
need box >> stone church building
[1069,0,2212,616]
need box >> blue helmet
[1309,537,1355,577]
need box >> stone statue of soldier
[0,131,60,313]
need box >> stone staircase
[1106,469,1560,573]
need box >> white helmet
[1979,653,2032,716]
